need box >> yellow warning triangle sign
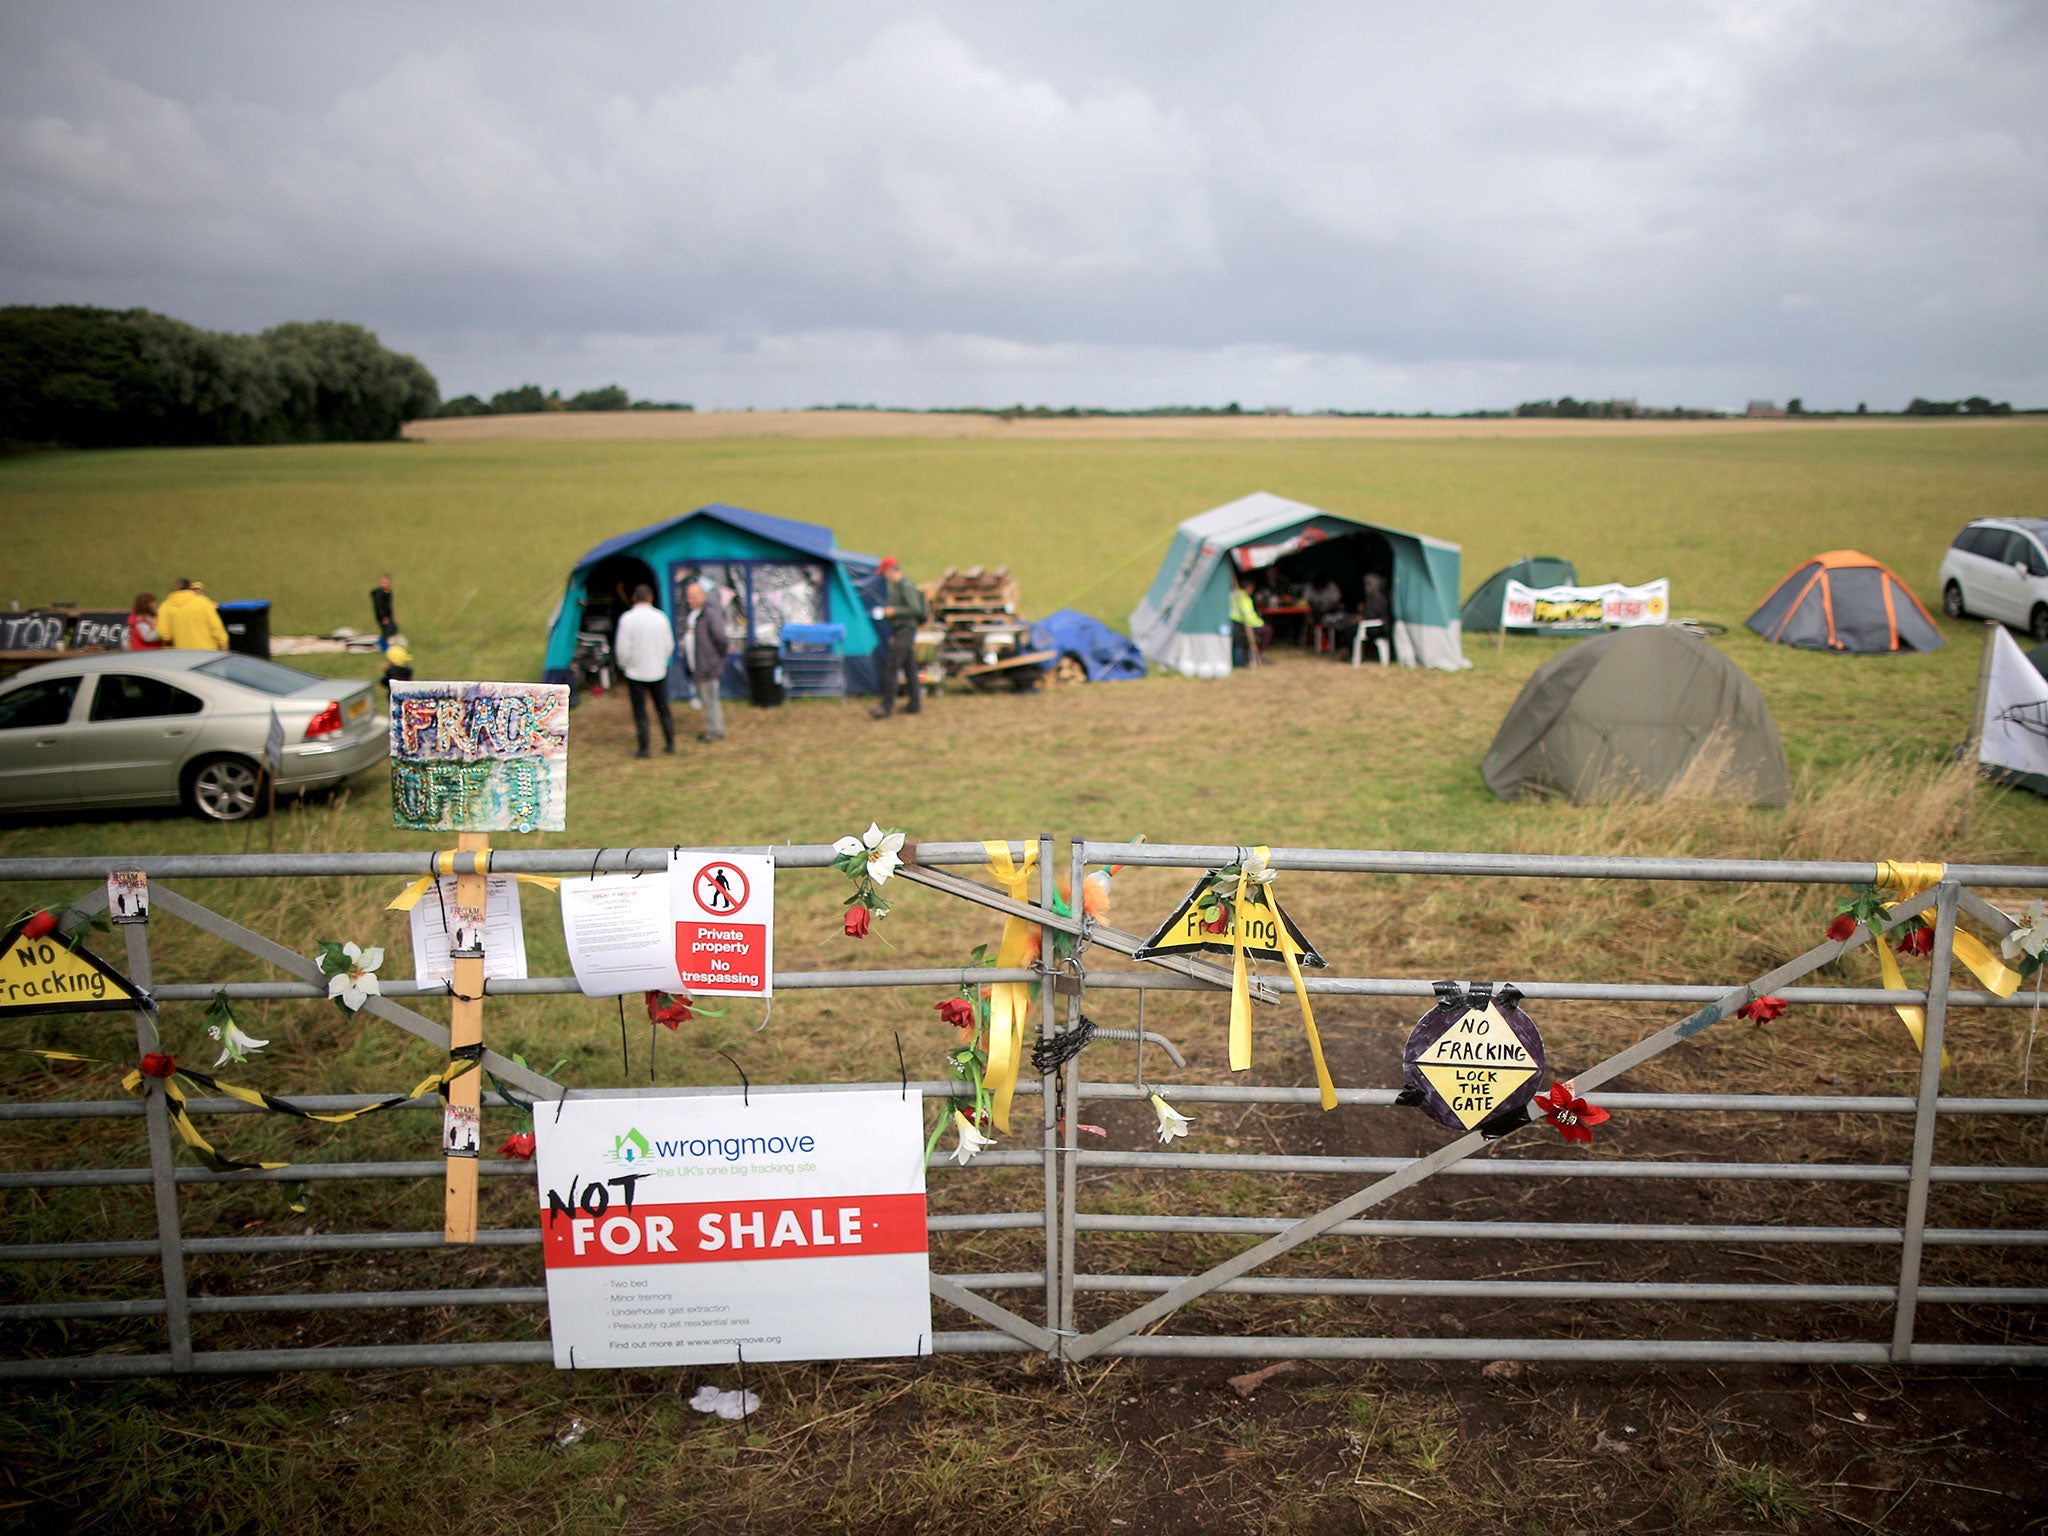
[1132,876,1327,967]
[0,918,147,1019]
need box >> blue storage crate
[779,622,847,699]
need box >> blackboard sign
[68,612,130,651]
[0,612,69,652]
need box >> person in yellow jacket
[156,579,229,650]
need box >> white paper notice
[409,876,529,985]
[533,1089,932,1367]
[560,874,685,997]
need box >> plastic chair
[1352,621,1391,667]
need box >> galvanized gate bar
[0,842,1025,882]
[130,974,2040,1009]
[1081,841,2048,887]
[897,860,1275,1001]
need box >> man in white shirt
[612,584,676,757]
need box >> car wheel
[1942,581,1968,620]
[184,755,263,822]
[2032,605,2048,644]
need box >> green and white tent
[1129,492,1469,676]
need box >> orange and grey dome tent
[1744,550,1945,654]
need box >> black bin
[744,644,785,707]
[217,600,271,658]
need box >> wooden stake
[444,830,488,1242]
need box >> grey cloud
[0,1,2041,410]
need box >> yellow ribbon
[387,853,560,912]
[1871,861,2023,1065]
[981,840,1039,1133]
[1276,902,1339,1112]
[1227,865,1253,1071]
[1228,847,1337,1110]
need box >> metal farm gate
[2,838,2045,1379]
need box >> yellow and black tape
[23,1047,483,1174]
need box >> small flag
[264,708,285,777]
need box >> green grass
[3,422,2046,1535]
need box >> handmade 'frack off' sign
[0,915,147,1019]
[1401,981,1545,1134]
[388,681,569,834]
[533,1089,932,1367]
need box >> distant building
[1260,405,1293,417]
[1746,400,1785,419]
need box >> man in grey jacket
[679,579,731,742]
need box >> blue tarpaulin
[1029,609,1148,682]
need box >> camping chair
[1352,620,1390,667]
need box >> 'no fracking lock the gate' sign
[532,1089,932,1368]
[1402,983,1545,1132]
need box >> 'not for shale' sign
[532,1090,932,1368]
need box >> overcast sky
[2,1,2042,412]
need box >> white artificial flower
[949,1110,995,1165]
[2001,900,2048,962]
[327,942,384,1012]
[863,823,906,884]
[208,1018,269,1068]
[689,1385,760,1420]
[832,834,864,859]
[1150,1093,1193,1143]
[1240,849,1276,885]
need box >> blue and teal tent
[542,505,884,697]
[1129,492,1470,675]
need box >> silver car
[0,651,387,822]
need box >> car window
[0,677,82,730]
[2020,537,2048,579]
[1953,526,1984,553]
[89,673,205,723]
[191,653,323,696]
[1972,529,2014,563]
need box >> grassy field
[2,419,2046,1534]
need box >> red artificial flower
[1534,1080,1610,1145]
[20,910,57,941]
[498,1131,536,1160]
[645,991,692,1029]
[1893,925,1934,958]
[1737,995,1789,1025]
[1826,914,1858,943]
[1200,904,1230,934]
[139,1052,176,1079]
[844,906,871,938]
[935,996,977,1035]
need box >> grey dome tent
[1461,556,1578,633]
[1744,550,1944,654]
[1482,626,1792,805]
[1130,491,1468,675]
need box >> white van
[1940,519,2048,642]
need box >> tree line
[0,305,439,449]
[436,384,692,416]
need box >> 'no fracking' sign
[1402,984,1545,1132]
